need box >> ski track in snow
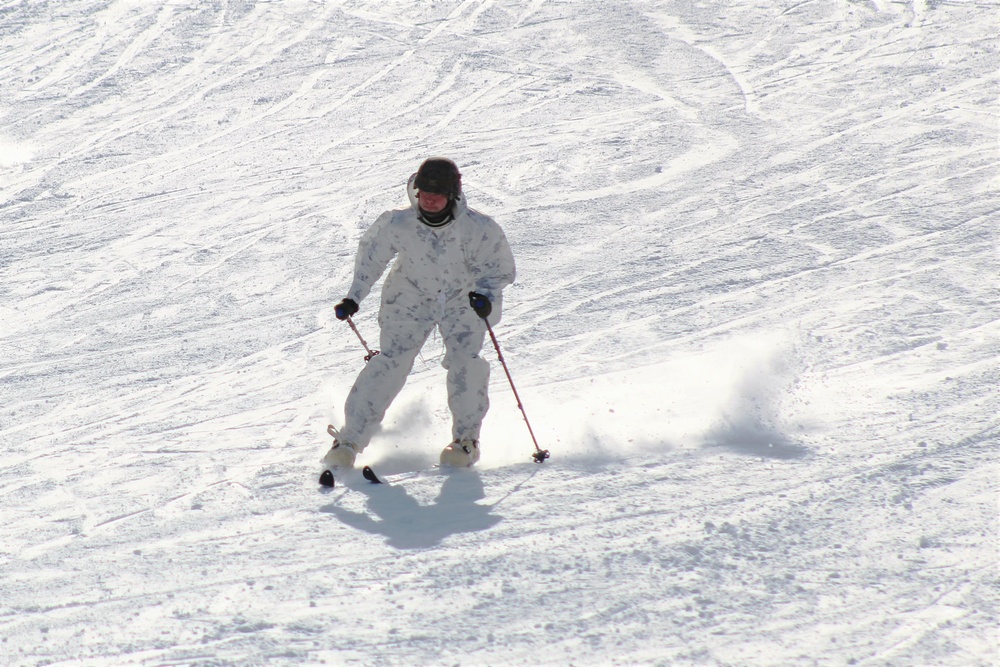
[1,1,997,666]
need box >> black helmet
[414,158,461,199]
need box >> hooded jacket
[346,174,516,319]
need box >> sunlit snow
[1,1,997,665]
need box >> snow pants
[339,290,493,450]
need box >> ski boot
[323,440,359,469]
[319,438,359,487]
[440,438,480,467]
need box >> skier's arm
[346,211,397,305]
[469,220,516,302]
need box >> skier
[323,157,516,474]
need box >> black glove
[468,292,492,319]
[334,298,359,321]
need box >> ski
[360,465,442,485]
[319,466,422,489]
[319,464,446,489]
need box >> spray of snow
[701,333,808,459]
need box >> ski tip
[319,469,335,488]
[362,465,382,484]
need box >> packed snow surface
[1,1,997,665]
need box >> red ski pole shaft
[346,316,379,362]
[484,319,550,463]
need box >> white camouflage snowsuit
[337,174,516,451]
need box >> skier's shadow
[323,471,502,549]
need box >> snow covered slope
[1,1,997,665]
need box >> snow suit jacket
[346,175,516,323]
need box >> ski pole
[484,319,550,463]
[345,316,379,362]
